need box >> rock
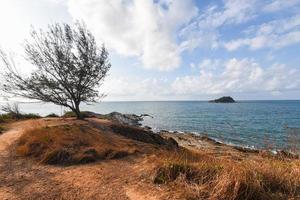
[81,111,152,127]
[209,96,236,103]
[233,146,259,153]
[110,123,178,149]
[101,112,152,126]
[143,126,152,131]
[84,148,98,157]
[199,135,222,145]
[276,150,299,159]
[166,137,179,149]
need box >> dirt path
[0,120,169,200]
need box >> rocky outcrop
[209,96,236,103]
[104,112,152,126]
[78,111,152,126]
[109,123,178,149]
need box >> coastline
[99,111,299,159]
[136,115,300,159]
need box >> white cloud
[67,0,198,71]
[172,58,300,95]
[0,0,71,53]
[67,0,261,70]
[101,75,172,101]
[199,59,221,71]
[100,58,300,100]
[224,14,300,51]
[179,0,258,51]
[263,0,300,13]
[198,0,257,29]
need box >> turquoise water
[17,100,300,149]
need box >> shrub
[0,111,40,122]
[22,113,41,119]
[63,111,90,118]
[0,125,6,134]
[46,113,59,118]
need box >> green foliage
[63,111,90,118]
[22,113,41,119]
[0,112,40,122]
[46,113,59,118]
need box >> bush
[0,112,40,122]
[62,111,90,118]
[46,113,59,118]
[0,113,12,122]
[22,113,41,119]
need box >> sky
[0,0,300,101]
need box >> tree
[0,22,111,119]
[1,103,21,119]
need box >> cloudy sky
[0,0,300,101]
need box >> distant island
[209,96,236,103]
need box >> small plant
[0,125,6,134]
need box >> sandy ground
[0,119,178,200]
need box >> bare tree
[0,22,111,119]
[1,103,21,119]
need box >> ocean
[16,100,300,150]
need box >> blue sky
[0,0,300,101]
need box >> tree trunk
[74,103,83,120]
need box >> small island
[209,96,236,103]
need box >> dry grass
[154,149,300,200]
[16,121,139,165]
[10,119,300,199]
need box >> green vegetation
[0,112,40,123]
[62,111,92,118]
[45,113,59,118]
